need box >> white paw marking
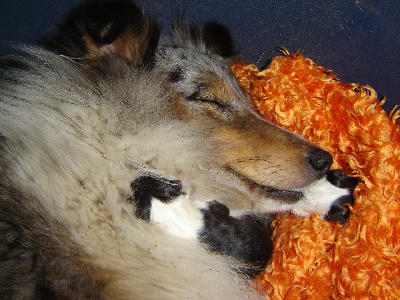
[150,195,206,240]
[292,177,350,217]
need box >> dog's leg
[288,170,358,224]
[130,173,273,277]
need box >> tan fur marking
[212,115,317,190]
[198,75,234,106]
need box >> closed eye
[187,88,231,112]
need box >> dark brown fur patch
[79,22,159,67]
[41,0,160,68]
[0,183,109,299]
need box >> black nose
[308,149,333,178]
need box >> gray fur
[0,48,262,299]
[0,1,355,298]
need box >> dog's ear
[41,0,160,68]
[170,18,236,58]
[196,22,236,58]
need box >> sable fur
[0,1,356,298]
[0,47,260,299]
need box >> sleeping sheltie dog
[0,1,357,298]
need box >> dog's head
[43,0,354,220]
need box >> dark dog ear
[198,22,235,58]
[171,18,236,58]
[41,0,160,68]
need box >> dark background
[1,0,399,110]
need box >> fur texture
[0,1,356,298]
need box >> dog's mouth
[257,186,303,202]
[230,169,303,203]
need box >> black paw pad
[326,169,358,190]
[325,196,353,224]
[129,174,184,221]
[325,170,358,224]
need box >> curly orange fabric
[231,52,400,299]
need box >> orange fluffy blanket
[231,50,400,299]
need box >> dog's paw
[324,170,358,224]
[129,173,205,239]
[326,169,359,190]
[130,174,273,276]
[130,173,184,221]
[288,169,358,224]
[200,201,273,277]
